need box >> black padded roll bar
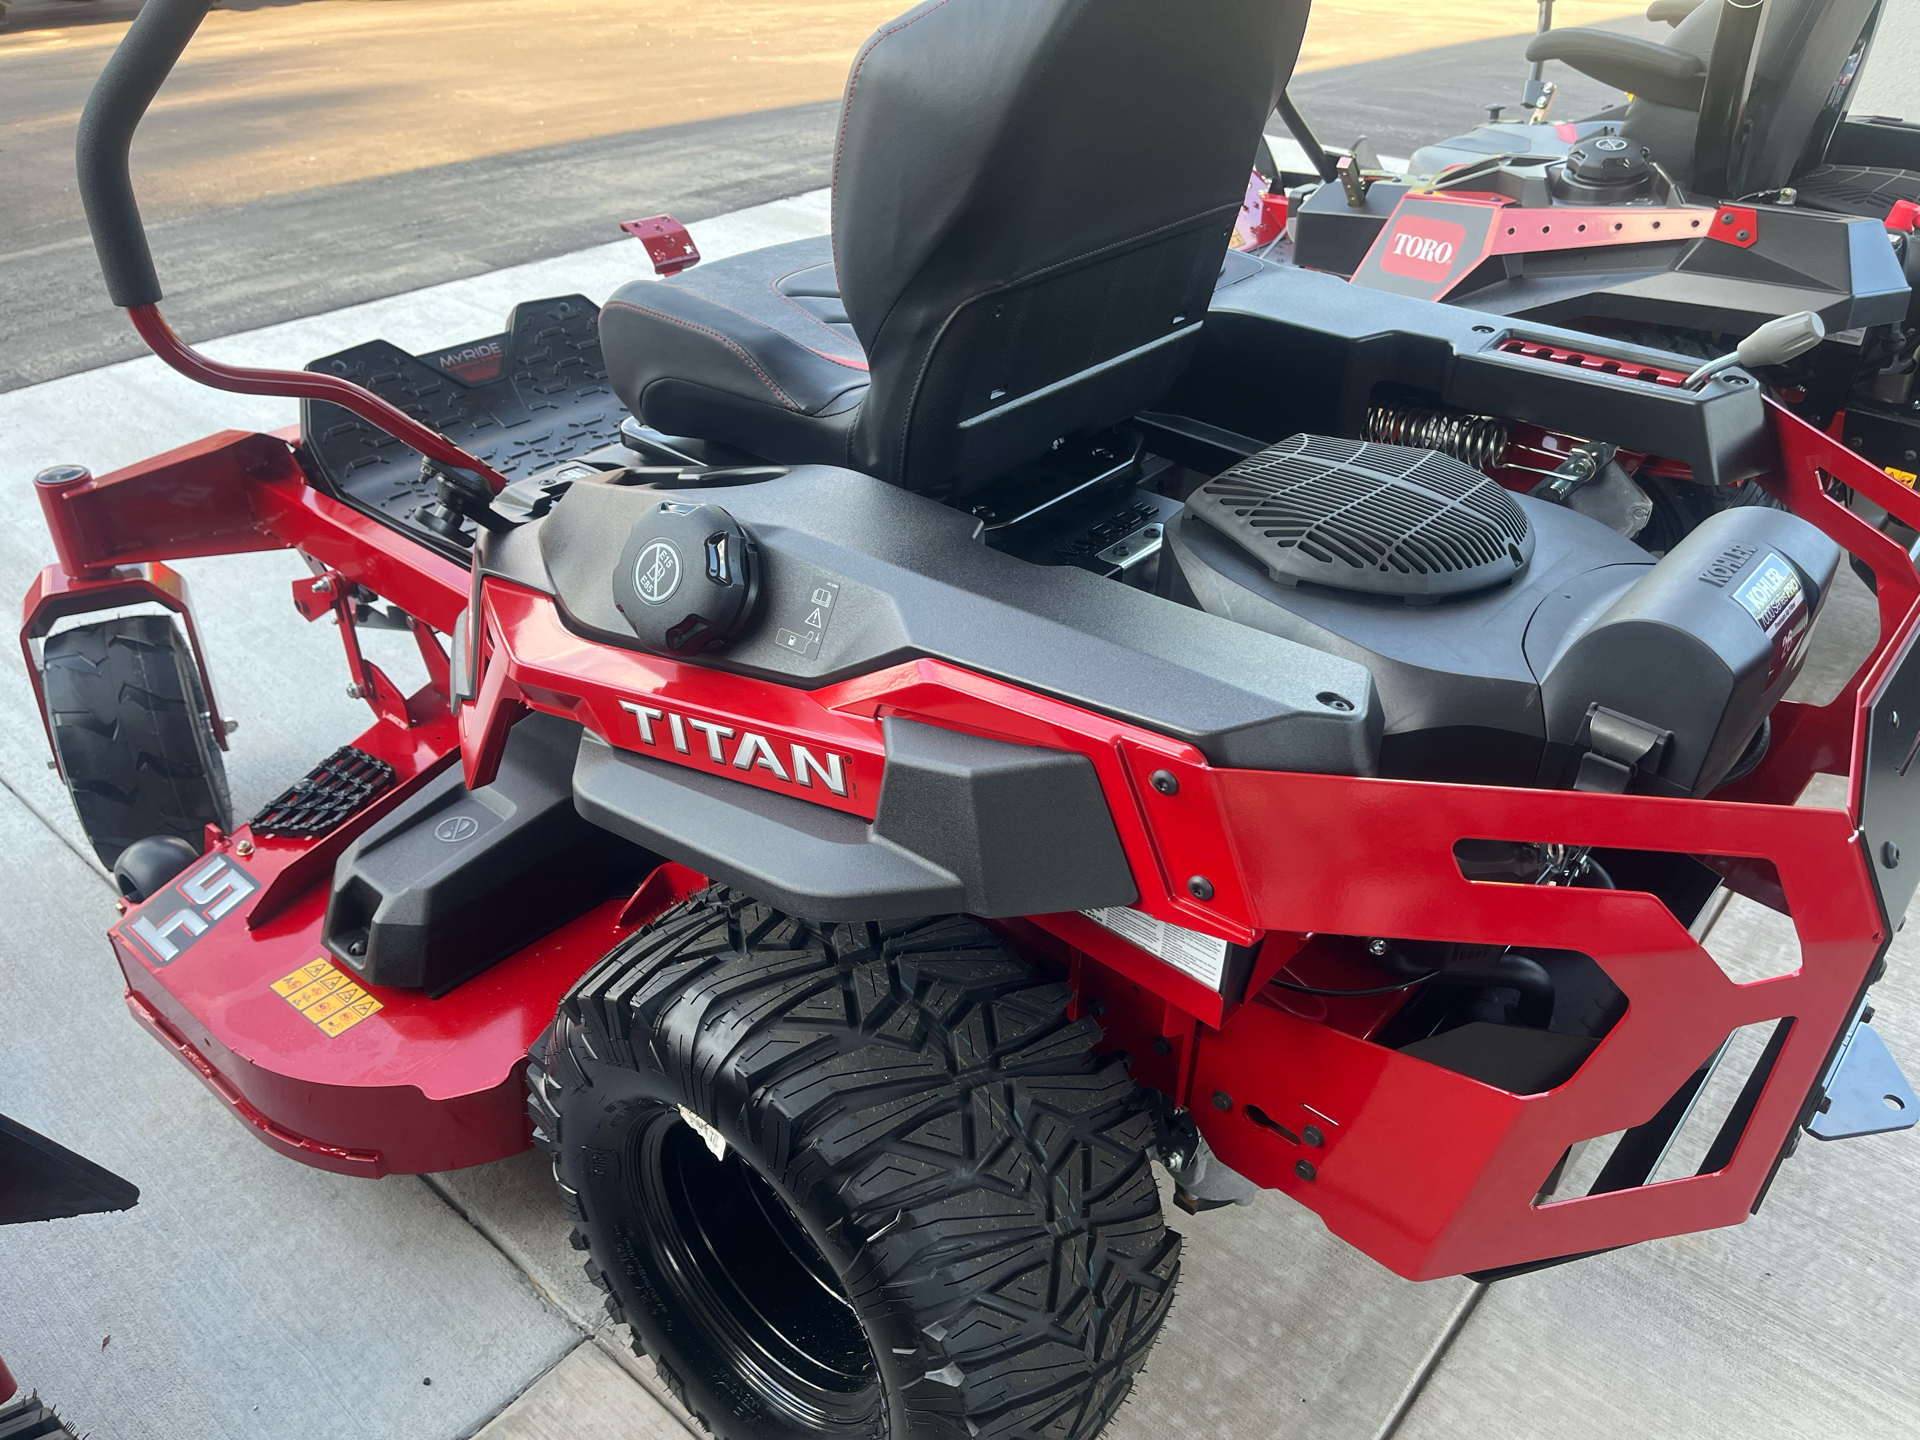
[70,0,511,493]
[1274,91,1342,184]
[76,0,213,308]
[1692,0,1766,200]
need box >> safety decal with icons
[270,958,385,1038]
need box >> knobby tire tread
[528,888,1180,1440]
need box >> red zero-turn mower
[25,1,1920,1436]
[1261,0,1920,509]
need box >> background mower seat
[600,0,1309,502]
[1521,0,1881,195]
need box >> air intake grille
[1189,434,1535,599]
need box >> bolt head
[1368,938,1390,957]
[1736,229,1751,242]
[235,839,255,858]
[346,683,366,699]
[1303,1125,1325,1147]
[1150,770,1180,796]
[1212,1090,1232,1112]
[1295,1159,1317,1182]
[1152,1037,1174,1057]
[1884,841,1902,869]
[311,578,333,595]
[1187,875,1215,902]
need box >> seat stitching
[770,260,869,367]
[830,0,962,286]
[603,298,802,411]
[662,279,870,375]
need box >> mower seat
[599,0,1308,502]
[1524,0,1881,195]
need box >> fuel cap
[612,501,762,654]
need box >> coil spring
[1363,405,1511,472]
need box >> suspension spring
[1364,404,1512,471]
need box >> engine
[1171,434,1841,795]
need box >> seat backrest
[1728,0,1883,196]
[1624,0,1882,196]
[1621,1,1722,182]
[832,0,1308,500]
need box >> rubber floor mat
[301,295,627,555]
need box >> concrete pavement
[3,7,1920,1439]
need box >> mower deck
[101,705,620,1177]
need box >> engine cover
[1173,438,1840,794]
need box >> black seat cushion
[601,235,870,468]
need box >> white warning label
[1080,906,1231,989]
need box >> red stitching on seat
[770,261,869,372]
[831,0,962,283]
[602,298,802,411]
[661,276,870,375]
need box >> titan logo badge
[619,701,850,797]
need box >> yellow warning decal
[271,958,383,1037]
[1887,467,1919,490]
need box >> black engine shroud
[1173,435,1840,796]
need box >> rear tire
[40,616,232,869]
[529,888,1180,1440]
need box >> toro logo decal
[122,854,258,967]
[1379,214,1468,282]
[620,701,853,798]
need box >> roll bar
[1691,0,1766,200]
[75,0,509,493]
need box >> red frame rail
[21,402,1920,1275]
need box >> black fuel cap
[1553,134,1656,203]
[612,501,762,654]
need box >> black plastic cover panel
[534,467,1382,776]
[1173,493,1839,795]
[1170,496,1649,784]
[1166,259,1773,488]
[324,714,652,992]
[1860,626,1920,930]
[572,718,1137,923]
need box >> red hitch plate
[621,214,701,277]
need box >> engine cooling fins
[1188,433,1535,600]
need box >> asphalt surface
[0,0,1649,390]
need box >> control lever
[1684,310,1827,389]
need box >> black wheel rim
[624,1107,880,1429]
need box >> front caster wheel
[528,888,1179,1440]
